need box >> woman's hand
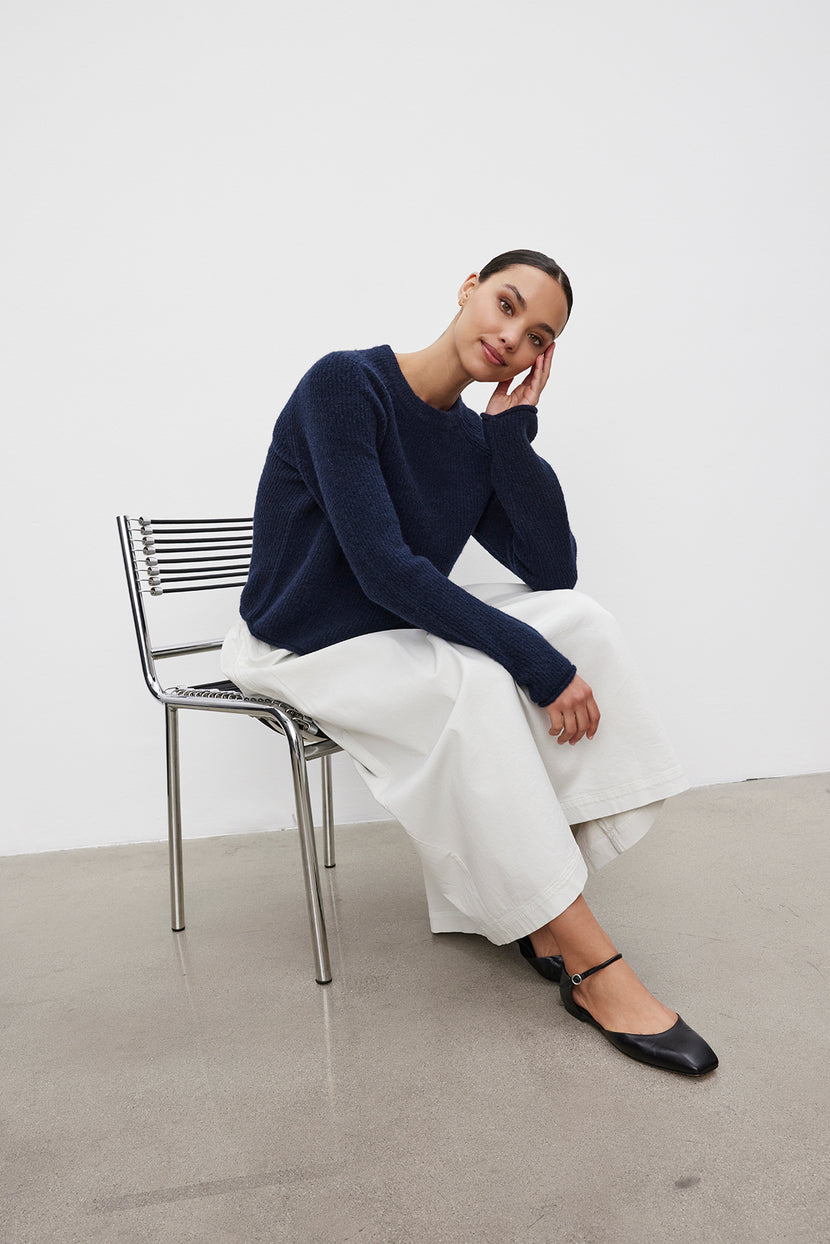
[485,341,555,416]
[544,674,600,746]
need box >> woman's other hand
[485,342,555,416]
[544,674,600,745]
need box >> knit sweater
[240,345,579,706]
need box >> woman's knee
[567,590,619,634]
[530,589,621,647]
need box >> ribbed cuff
[481,405,539,442]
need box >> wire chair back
[125,515,253,595]
[117,515,253,697]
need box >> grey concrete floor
[2,774,829,1244]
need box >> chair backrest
[117,516,253,700]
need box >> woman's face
[454,264,570,383]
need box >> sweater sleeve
[473,406,578,590]
[289,356,577,706]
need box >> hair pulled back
[479,249,573,323]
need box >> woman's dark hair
[479,248,573,324]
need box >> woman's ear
[457,273,478,308]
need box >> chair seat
[165,680,332,740]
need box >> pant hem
[427,856,588,946]
[558,769,688,823]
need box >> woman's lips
[481,341,505,367]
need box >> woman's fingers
[540,341,555,386]
[529,343,555,403]
[521,354,543,398]
[545,674,600,746]
[559,705,591,746]
[498,368,535,411]
[585,693,601,740]
[484,379,513,415]
[485,344,556,415]
[548,707,583,745]
[522,348,552,406]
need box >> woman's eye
[529,334,542,347]
[499,298,512,315]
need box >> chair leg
[322,753,335,869]
[165,705,185,931]
[285,727,332,984]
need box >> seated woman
[223,248,718,1076]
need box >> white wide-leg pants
[221,585,687,944]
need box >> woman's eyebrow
[504,284,556,339]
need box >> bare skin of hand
[544,674,600,745]
[485,342,555,416]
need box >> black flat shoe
[517,936,564,983]
[559,953,719,1076]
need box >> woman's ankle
[548,895,619,973]
[528,927,561,958]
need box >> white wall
[3,0,828,854]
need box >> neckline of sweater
[374,344,473,422]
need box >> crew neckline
[376,344,470,419]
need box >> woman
[222,248,718,1076]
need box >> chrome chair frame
[117,515,341,984]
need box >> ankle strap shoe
[517,936,564,983]
[560,954,719,1077]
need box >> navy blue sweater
[241,345,579,706]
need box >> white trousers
[221,585,688,944]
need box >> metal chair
[117,515,342,984]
